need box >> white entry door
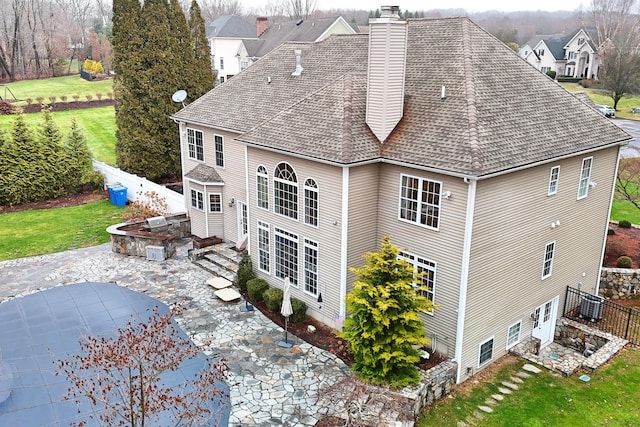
[532,296,559,348]
[237,201,248,243]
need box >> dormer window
[578,37,584,45]
[538,49,545,56]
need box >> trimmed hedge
[236,255,255,292]
[290,298,307,323]
[247,278,269,302]
[619,220,632,228]
[617,256,632,268]
[263,287,283,311]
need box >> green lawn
[418,348,640,427]
[0,106,116,164]
[560,83,640,120]
[0,199,125,261]
[2,75,113,105]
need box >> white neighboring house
[519,28,601,79]
[563,28,601,79]
[206,15,257,84]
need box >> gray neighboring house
[174,9,630,383]
[206,15,257,83]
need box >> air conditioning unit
[146,245,165,261]
[579,294,604,321]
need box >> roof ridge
[461,19,482,174]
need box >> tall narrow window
[274,163,298,219]
[209,193,221,212]
[506,321,521,349]
[400,251,436,312]
[304,239,318,296]
[190,189,204,210]
[275,228,298,285]
[478,337,494,367]
[219,57,224,70]
[399,174,441,229]
[542,241,555,279]
[548,166,560,195]
[258,221,270,273]
[304,178,318,226]
[577,157,592,199]
[257,166,269,210]
[214,135,224,167]
[187,128,204,161]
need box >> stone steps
[190,242,243,281]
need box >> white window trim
[548,166,560,196]
[304,177,319,228]
[190,189,204,211]
[257,220,270,274]
[273,162,299,221]
[214,134,225,168]
[506,320,522,349]
[399,250,436,315]
[256,165,269,211]
[577,156,593,200]
[542,241,556,280]
[187,128,204,162]
[398,174,442,231]
[274,227,299,287]
[208,192,222,213]
[303,239,319,297]
[478,336,495,368]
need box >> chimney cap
[380,5,400,17]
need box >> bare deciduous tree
[200,0,243,21]
[616,157,640,210]
[284,0,317,20]
[56,306,229,427]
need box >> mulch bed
[2,99,115,114]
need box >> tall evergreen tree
[64,119,94,192]
[37,107,66,197]
[189,0,215,98]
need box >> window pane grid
[400,251,436,310]
[549,166,560,195]
[304,239,318,296]
[304,178,318,226]
[578,157,592,198]
[542,242,555,278]
[400,175,441,229]
[215,135,224,167]
[507,322,521,348]
[257,166,269,209]
[275,228,298,286]
[190,189,203,210]
[187,129,204,161]
[258,221,270,273]
[274,163,298,219]
[479,338,494,366]
[209,193,221,212]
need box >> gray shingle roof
[184,164,224,183]
[206,15,256,39]
[174,17,630,178]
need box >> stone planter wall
[555,322,608,353]
[599,267,640,300]
[404,360,458,418]
[107,214,190,259]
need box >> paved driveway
[617,118,640,158]
[0,282,230,426]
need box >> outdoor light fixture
[228,198,235,207]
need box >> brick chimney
[256,16,268,37]
[365,5,407,143]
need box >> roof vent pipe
[291,49,303,76]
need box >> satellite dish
[172,90,187,106]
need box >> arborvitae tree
[64,119,94,191]
[339,236,434,388]
[188,0,215,98]
[36,107,66,197]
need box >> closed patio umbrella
[278,277,294,348]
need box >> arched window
[304,178,318,226]
[274,163,298,219]
[256,165,269,209]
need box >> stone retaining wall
[400,360,458,419]
[599,267,640,300]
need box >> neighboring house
[173,8,630,384]
[206,15,257,84]
[519,28,601,79]
[207,15,357,84]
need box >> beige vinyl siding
[181,123,208,176]
[376,164,469,357]
[246,149,344,326]
[187,182,206,238]
[366,19,407,143]
[459,146,620,378]
[206,188,225,237]
[346,164,381,290]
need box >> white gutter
[339,166,350,320]
[454,177,477,384]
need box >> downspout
[244,144,251,255]
[178,122,189,214]
[454,177,476,383]
[339,166,350,321]
[597,146,622,295]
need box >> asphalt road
[617,118,640,158]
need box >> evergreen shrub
[617,256,632,268]
[236,256,254,292]
[619,220,632,228]
[263,287,283,312]
[247,278,269,302]
[290,298,307,323]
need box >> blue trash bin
[106,183,121,204]
[112,186,128,207]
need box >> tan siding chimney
[257,16,268,37]
[366,5,407,143]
